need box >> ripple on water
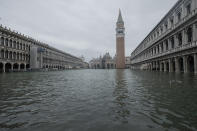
[0,70,197,131]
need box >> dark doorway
[179,58,184,72]
[5,63,11,72]
[20,64,25,70]
[13,63,19,70]
[0,63,3,72]
[187,55,194,72]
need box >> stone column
[169,59,173,72]
[183,56,188,73]
[175,57,180,73]
[194,54,197,74]
[3,63,5,73]
[155,61,158,71]
[11,63,13,72]
[160,62,162,72]
[164,61,167,72]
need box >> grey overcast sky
[0,0,177,61]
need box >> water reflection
[112,69,130,123]
[131,71,197,131]
[0,70,197,131]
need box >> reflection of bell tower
[116,9,125,69]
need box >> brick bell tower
[116,9,125,69]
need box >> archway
[166,62,169,72]
[178,57,184,72]
[26,64,30,69]
[17,53,19,60]
[161,63,164,71]
[0,63,3,72]
[107,64,110,69]
[172,60,176,72]
[1,50,4,59]
[5,63,11,72]
[13,52,16,60]
[187,55,194,72]
[5,38,8,47]
[97,64,100,69]
[10,40,12,47]
[13,63,19,70]
[1,37,4,46]
[111,64,114,69]
[9,52,12,60]
[5,50,8,59]
[20,63,25,70]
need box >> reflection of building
[89,53,116,69]
[116,10,125,69]
[0,25,87,73]
[130,0,197,73]
[113,70,129,122]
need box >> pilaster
[175,57,180,73]
[164,61,167,72]
[11,63,13,71]
[182,29,187,45]
[160,62,163,72]
[3,63,5,73]
[183,56,188,73]
[169,59,173,72]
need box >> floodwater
[0,69,197,131]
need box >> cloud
[0,0,178,61]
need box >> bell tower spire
[116,9,125,69]
[117,9,123,22]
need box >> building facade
[0,25,86,73]
[116,10,125,69]
[125,56,131,68]
[130,0,197,73]
[89,53,116,69]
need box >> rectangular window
[170,18,174,26]
[165,23,168,30]
[161,43,163,52]
[171,37,174,49]
[178,33,182,46]
[177,12,181,21]
[165,40,168,50]
[186,4,191,15]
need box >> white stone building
[130,0,197,73]
[0,25,86,72]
